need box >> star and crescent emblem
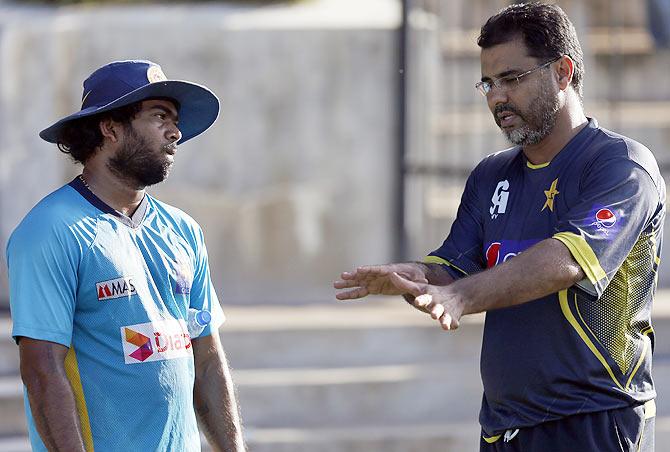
[542,178,559,212]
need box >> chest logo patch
[490,180,510,219]
[595,208,617,229]
[121,320,192,364]
[542,178,560,212]
[96,277,136,301]
[173,259,193,295]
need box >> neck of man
[81,157,146,218]
[522,100,588,166]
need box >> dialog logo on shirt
[97,277,136,301]
[121,320,192,365]
[123,328,153,362]
[490,180,510,219]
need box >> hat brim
[39,80,220,145]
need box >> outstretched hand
[333,263,428,300]
[388,272,464,331]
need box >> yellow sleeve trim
[526,160,550,169]
[626,327,654,390]
[65,347,95,451]
[423,255,468,276]
[553,232,607,285]
[482,434,502,444]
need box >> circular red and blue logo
[595,208,616,228]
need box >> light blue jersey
[7,176,225,451]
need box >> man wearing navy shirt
[335,3,664,451]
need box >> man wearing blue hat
[6,60,245,451]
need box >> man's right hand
[333,263,429,300]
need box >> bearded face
[107,124,176,189]
[494,74,561,147]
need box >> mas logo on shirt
[97,277,136,301]
[121,320,192,365]
[490,180,510,219]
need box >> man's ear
[99,118,121,143]
[556,55,574,91]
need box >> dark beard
[495,88,560,147]
[107,127,172,189]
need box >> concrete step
[0,360,482,435]
[6,418,670,452]
[235,362,481,428]
[0,300,486,373]
[4,297,670,372]
[0,377,25,437]
[243,424,480,452]
[0,423,481,452]
[222,302,484,369]
[2,295,670,449]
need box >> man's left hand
[389,272,465,331]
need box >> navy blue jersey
[428,119,665,436]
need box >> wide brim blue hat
[39,60,219,145]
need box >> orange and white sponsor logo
[121,319,192,365]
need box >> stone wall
[0,0,401,306]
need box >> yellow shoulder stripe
[553,232,607,285]
[65,347,95,451]
[423,255,468,276]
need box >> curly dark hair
[477,2,584,100]
[56,102,143,164]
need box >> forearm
[193,336,245,452]
[456,238,584,315]
[20,340,86,451]
[26,375,86,451]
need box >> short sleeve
[7,221,80,346]
[427,167,485,279]
[553,157,661,298]
[188,226,225,336]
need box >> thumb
[389,272,424,297]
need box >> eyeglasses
[475,56,562,97]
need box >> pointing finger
[333,280,359,289]
[335,287,370,301]
[388,272,422,296]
